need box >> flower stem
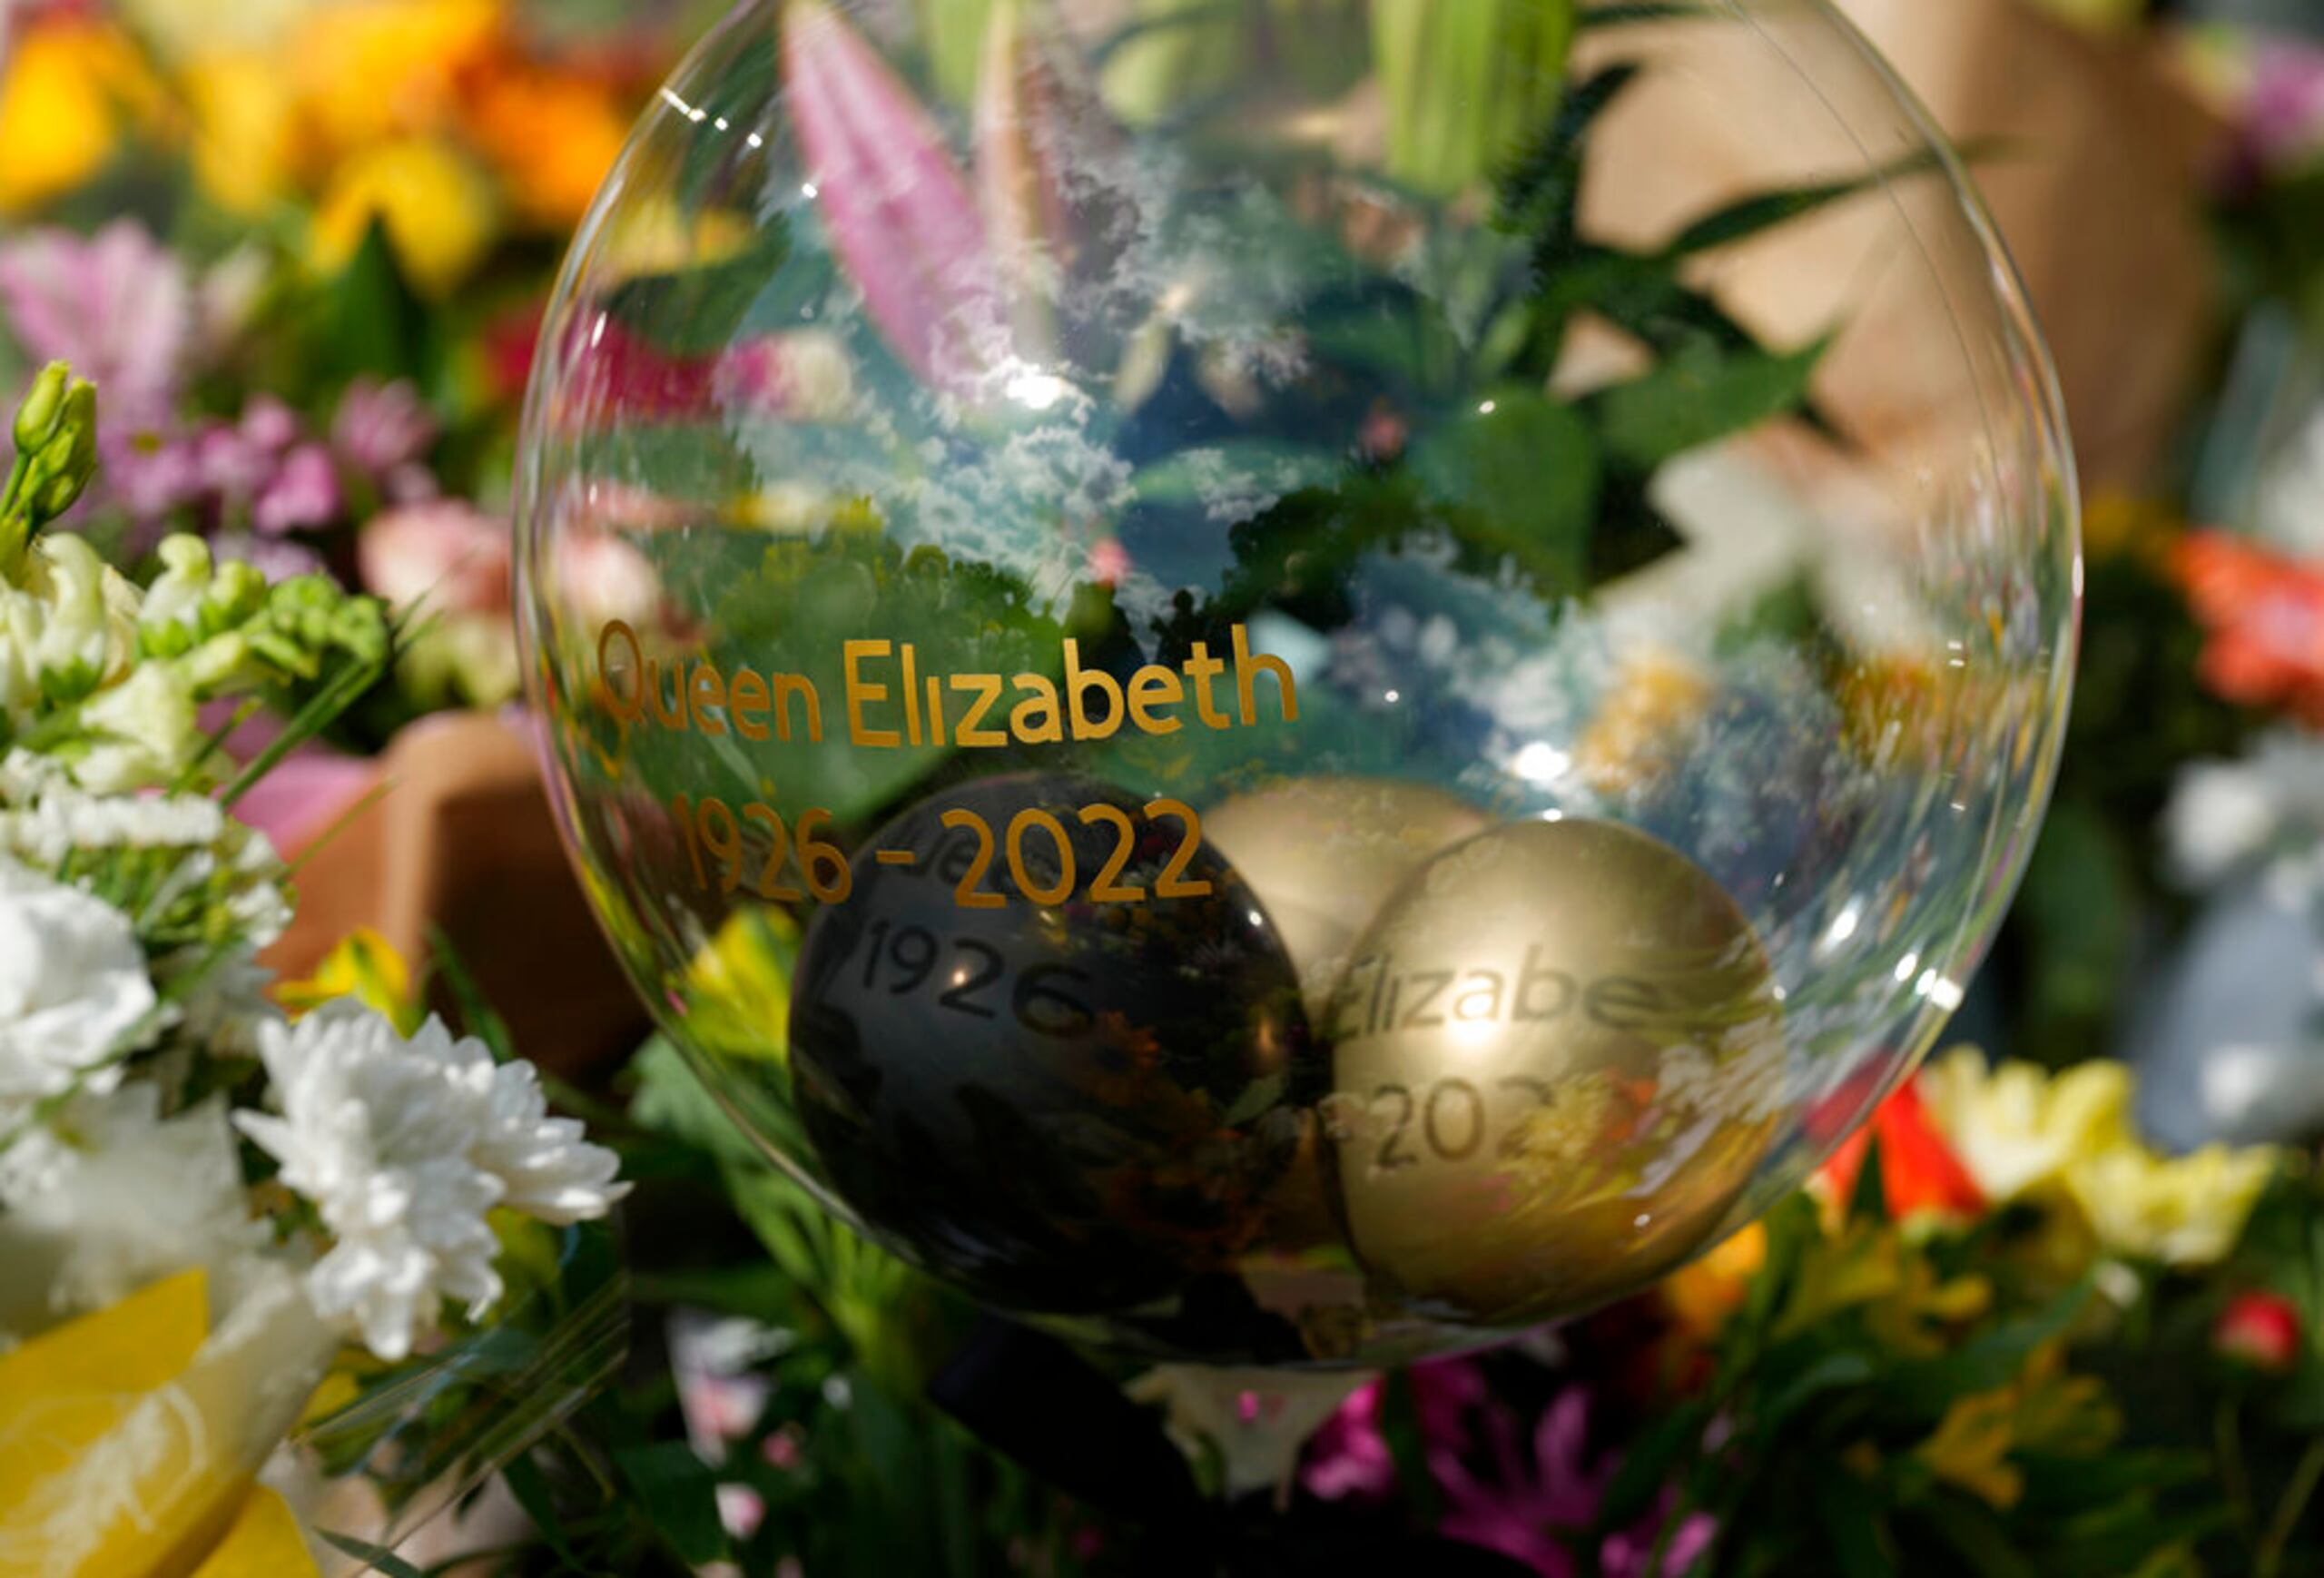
[2258,1436,2324,1576]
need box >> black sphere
[791,773,1317,1315]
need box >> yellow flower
[1913,1344,2118,1511]
[1660,1220,1768,1336]
[1776,1218,1990,1356]
[1915,1048,2133,1202]
[599,197,758,281]
[287,0,504,157]
[0,17,167,215]
[2067,1143,2279,1268]
[310,135,501,297]
[277,927,421,1033]
[1915,1386,2024,1509]
[0,1268,334,1578]
[182,49,300,214]
[1917,1050,2281,1268]
[684,908,802,1063]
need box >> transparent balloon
[515,0,2078,1366]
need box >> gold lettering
[844,640,901,747]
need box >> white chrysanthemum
[472,1058,631,1225]
[0,856,154,1119]
[236,1002,629,1360]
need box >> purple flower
[196,424,275,502]
[2244,43,2324,173]
[332,378,439,480]
[1432,1388,1601,1576]
[253,443,342,536]
[1305,1368,1715,1578]
[1600,1497,1716,1578]
[1303,1382,1397,1503]
[239,394,300,456]
[0,221,192,433]
[102,431,203,523]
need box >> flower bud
[12,362,71,456]
[32,381,99,522]
[204,560,270,634]
[2215,1290,2302,1372]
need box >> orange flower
[286,0,504,161]
[458,59,630,228]
[1818,1077,1987,1221]
[2173,529,2324,723]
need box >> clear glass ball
[515,0,2078,1366]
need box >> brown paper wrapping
[261,712,647,1073]
[1576,0,2224,491]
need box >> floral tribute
[0,367,629,1576]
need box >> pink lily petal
[783,0,1004,397]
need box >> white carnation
[0,856,154,1122]
[0,1087,264,1315]
[236,1002,629,1361]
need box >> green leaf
[1763,1347,1878,1434]
[613,1442,731,1566]
[1591,334,1831,471]
[318,1533,429,1578]
[1915,1489,2043,1578]
[501,1455,586,1569]
[1408,387,1600,593]
[1849,1130,1889,1225]
[321,220,433,386]
[1598,1398,1712,1531]
[1813,1468,1896,1578]
[601,217,826,359]
[1886,1279,2095,1416]
[1667,145,1955,255]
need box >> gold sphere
[1324,817,1785,1327]
[1206,776,1493,1024]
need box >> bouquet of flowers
[0,363,632,1577]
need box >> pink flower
[2241,43,2324,175]
[359,499,513,616]
[254,443,342,536]
[103,431,203,522]
[783,0,1006,397]
[239,394,300,455]
[196,424,277,502]
[333,379,440,479]
[0,221,192,433]
[1303,1381,1397,1503]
